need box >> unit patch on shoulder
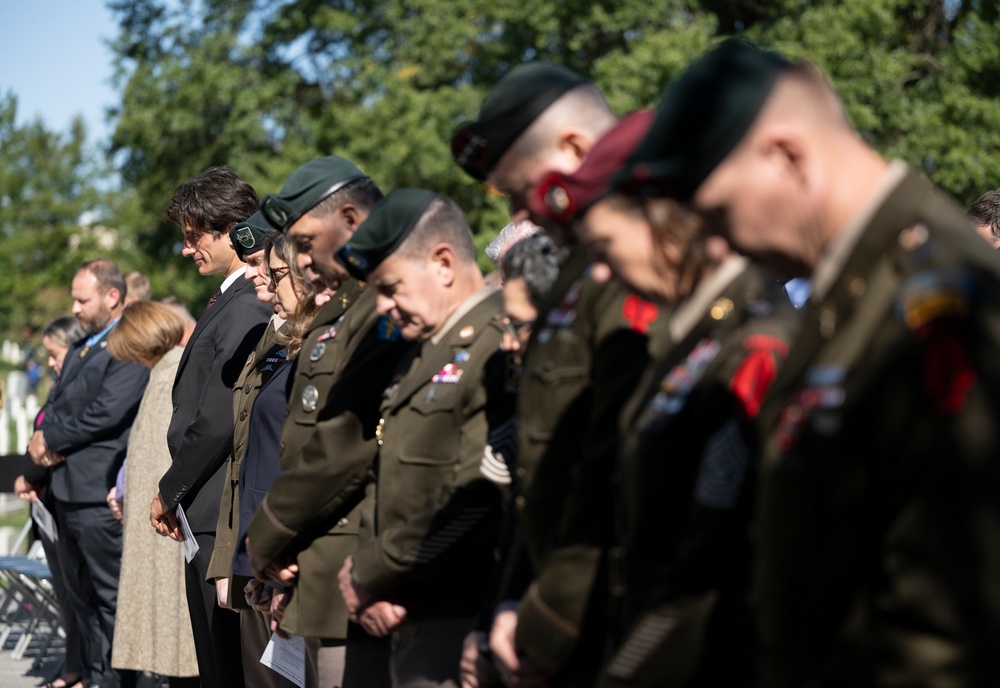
[622,295,658,334]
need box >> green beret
[260,156,368,232]
[229,210,278,261]
[336,189,439,280]
[613,40,792,201]
[451,63,590,181]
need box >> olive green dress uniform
[755,165,1000,687]
[207,316,287,604]
[511,245,657,680]
[352,288,516,620]
[597,258,798,688]
[246,279,415,641]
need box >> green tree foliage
[106,1,1000,281]
[0,94,114,339]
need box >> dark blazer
[159,274,271,533]
[40,330,149,504]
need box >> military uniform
[208,316,287,604]
[353,288,515,612]
[597,259,797,687]
[756,165,1000,687]
[511,245,658,681]
[246,279,414,641]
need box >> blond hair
[107,301,184,366]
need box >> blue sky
[0,1,119,143]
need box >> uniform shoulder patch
[622,294,658,334]
[895,266,974,334]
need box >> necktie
[201,288,222,318]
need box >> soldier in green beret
[618,39,1000,686]
[199,210,295,685]
[334,189,517,688]
[245,157,413,688]
[452,63,661,686]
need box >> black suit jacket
[159,274,271,533]
[40,330,150,504]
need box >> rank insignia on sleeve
[432,363,463,384]
[378,316,401,341]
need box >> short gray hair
[485,220,542,274]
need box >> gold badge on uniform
[301,384,319,412]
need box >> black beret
[613,40,792,201]
[336,189,440,280]
[260,156,367,232]
[451,63,590,181]
[230,210,278,261]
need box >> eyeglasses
[269,266,290,289]
[505,318,535,335]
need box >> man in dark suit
[29,258,149,688]
[150,166,271,688]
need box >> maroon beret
[529,109,655,224]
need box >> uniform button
[516,467,526,478]
[515,496,526,508]
[337,518,349,527]
[280,442,285,451]
[820,309,837,338]
[848,277,866,298]
[239,410,248,421]
[244,384,252,394]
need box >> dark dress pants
[186,532,245,688]
[54,499,123,688]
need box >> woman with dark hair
[105,300,199,685]
[12,316,86,688]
